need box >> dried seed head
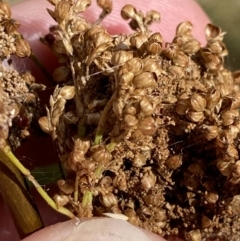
[188,162,205,176]
[21,71,35,85]
[149,32,163,44]
[53,194,69,208]
[216,160,234,177]
[121,114,138,129]
[100,193,118,208]
[224,144,239,160]
[142,58,163,77]
[92,31,112,48]
[190,93,206,112]
[97,0,112,14]
[162,43,178,59]
[75,0,91,13]
[130,33,148,49]
[68,17,89,34]
[52,66,70,82]
[182,39,201,55]
[133,151,147,167]
[111,50,133,66]
[57,179,75,194]
[138,116,157,136]
[205,87,221,110]
[165,154,182,169]
[38,116,52,134]
[132,71,156,89]
[123,103,137,116]
[113,171,127,191]
[186,111,204,123]
[121,4,137,20]
[59,85,75,100]
[232,160,240,179]
[122,57,143,75]
[139,98,156,116]
[176,98,190,115]
[141,168,156,190]
[0,1,11,18]
[15,38,31,57]
[204,191,219,204]
[146,40,162,55]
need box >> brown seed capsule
[165,154,182,169]
[3,19,21,34]
[202,125,218,140]
[130,33,148,49]
[232,160,240,179]
[138,116,157,136]
[182,39,201,54]
[185,230,202,241]
[139,98,156,116]
[145,10,161,25]
[205,23,222,41]
[176,97,190,115]
[121,4,137,20]
[201,215,212,228]
[149,32,163,44]
[176,21,193,36]
[0,1,11,18]
[92,147,112,164]
[205,87,221,110]
[190,93,206,112]
[97,0,112,14]
[216,159,234,177]
[59,86,75,100]
[123,103,137,116]
[186,111,204,123]
[112,50,133,66]
[162,43,178,59]
[38,116,52,134]
[188,162,205,177]
[121,114,138,129]
[57,179,75,194]
[15,38,31,57]
[132,72,156,89]
[92,31,112,48]
[204,191,219,204]
[221,110,239,126]
[173,51,189,67]
[146,40,162,55]
[55,1,72,21]
[52,66,70,82]
[100,193,118,208]
[122,57,143,75]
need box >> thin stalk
[2,144,75,219]
[30,53,53,82]
[94,91,117,145]
[74,175,79,202]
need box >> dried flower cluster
[39,0,240,240]
[0,1,43,148]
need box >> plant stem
[2,144,75,219]
[74,175,79,202]
[94,91,117,145]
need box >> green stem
[3,144,75,219]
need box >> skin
[3,0,211,240]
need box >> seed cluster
[0,1,43,148]
[39,0,240,240]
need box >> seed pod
[188,162,205,176]
[221,109,239,126]
[55,1,72,21]
[53,66,70,82]
[216,130,234,149]
[182,39,201,54]
[57,179,75,194]
[139,98,156,116]
[130,33,148,49]
[86,25,105,38]
[100,193,118,208]
[21,71,35,85]
[186,111,204,123]
[3,19,20,34]
[121,4,137,20]
[216,159,234,177]
[113,170,127,191]
[59,86,75,100]
[121,114,138,129]
[112,50,133,66]
[0,1,11,18]
[38,116,52,134]
[185,230,202,241]
[165,154,182,169]
[162,43,178,59]
[173,51,189,67]
[205,23,222,41]
[53,194,69,208]
[232,160,240,179]
[145,10,161,25]
[146,39,162,55]
[15,38,31,57]
[132,152,147,167]
[132,72,156,89]
[168,65,184,79]
[142,58,163,77]
[204,191,219,204]
[75,0,91,12]
[141,168,156,190]
[202,125,218,140]
[190,93,206,112]
[97,0,112,14]
[205,87,221,110]
[92,147,112,164]
[92,31,112,48]
[138,116,157,136]
[176,21,193,36]
[176,98,190,115]
[201,215,212,228]
[68,17,89,34]
[123,103,137,116]
[224,144,239,160]
[122,57,143,75]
